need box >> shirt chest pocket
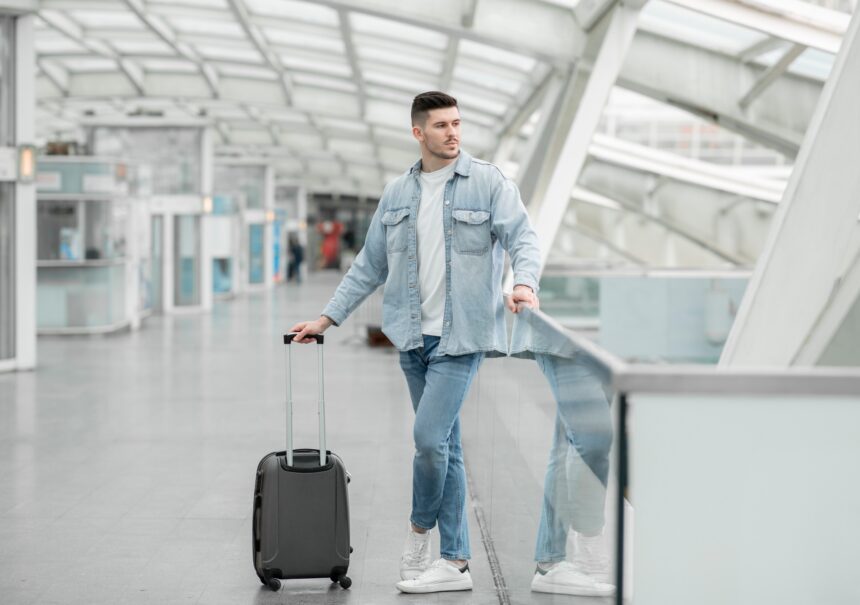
[452,209,491,255]
[381,208,410,253]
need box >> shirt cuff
[320,302,346,327]
[513,274,539,294]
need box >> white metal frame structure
[24,0,857,278]
[0,3,36,373]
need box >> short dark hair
[411,91,458,126]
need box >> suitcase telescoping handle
[283,333,326,467]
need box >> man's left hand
[506,285,539,314]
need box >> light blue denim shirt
[322,150,541,357]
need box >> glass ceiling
[31,0,853,195]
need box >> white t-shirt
[417,161,457,336]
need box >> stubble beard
[428,139,460,161]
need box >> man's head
[411,91,461,162]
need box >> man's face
[412,106,461,160]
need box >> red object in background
[318,220,343,269]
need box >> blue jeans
[399,335,484,561]
[534,353,613,563]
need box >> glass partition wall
[88,124,211,313]
[460,307,860,604]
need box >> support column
[14,14,35,370]
[529,3,644,273]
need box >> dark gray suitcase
[252,333,352,591]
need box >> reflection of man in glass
[531,352,615,597]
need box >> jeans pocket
[452,209,491,255]
[381,208,410,253]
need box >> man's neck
[421,151,458,173]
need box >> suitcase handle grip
[284,333,324,345]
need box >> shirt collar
[409,149,472,177]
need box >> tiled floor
[0,272,616,605]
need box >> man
[290,91,541,594]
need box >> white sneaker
[399,525,432,580]
[531,561,615,597]
[574,531,612,583]
[396,559,473,593]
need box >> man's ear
[412,125,424,142]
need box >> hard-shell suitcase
[252,333,352,591]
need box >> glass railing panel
[625,391,860,605]
[463,308,622,602]
[539,271,751,364]
[36,263,126,329]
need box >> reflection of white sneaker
[399,525,432,580]
[531,561,615,596]
[396,559,473,593]
[575,531,612,584]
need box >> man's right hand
[290,316,333,344]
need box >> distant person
[318,220,343,269]
[287,234,304,283]
[291,91,541,594]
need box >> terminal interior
[2,1,860,604]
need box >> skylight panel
[349,13,448,50]
[168,16,244,38]
[458,39,537,72]
[291,73,357,93]
[149,0,228,9]
[35,37,86,54]
[244,0,339,27]
[67,10,142,30]
[641,1,766,55]
[110,39,174,55]
[263,28,345,54]
[139,58,198,73]
[452,64,524,96]
[357,45,443,75]
[216,63,278,81]
[195,44,262,63]
[280,54,351,78]
[61,57,118,72]
[362,69,438,95]
[449,89,508,117]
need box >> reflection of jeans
[534,353,613,563]
[399,335,484,560]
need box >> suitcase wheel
[267,577,281,591]
[330,572,352,589]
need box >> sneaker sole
[531,580,615,597]
[396,578,473,594]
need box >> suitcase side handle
[284,332,326,467]
[284,333,324,344]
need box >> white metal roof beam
[36,57,69,96]
[739,43,807,109]
[560,217,648,266]
[225,0,293,104]
[38,10,146,95]
[588,133,785,202]
[121,0,220,98]
[531,4,643,273]
[738,35,786,62]
[439,38,459,92]
[661,0,844,54]
[721,8,860,366]
[337,9,367,118]
[618,29,813,157]
[573,186,746,265]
